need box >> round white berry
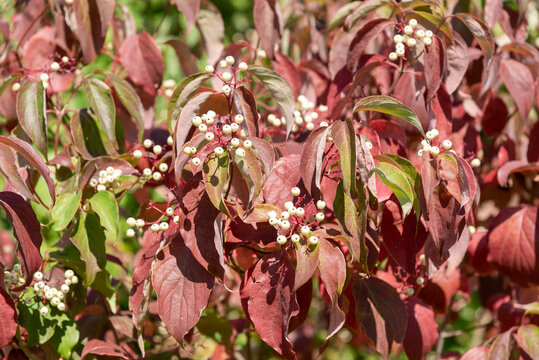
[291,187,301,196]
[423,37,432,46]
[183,146,193,155]
[230,123,239,132]
[159,163,168,172]
[61,284,70,293]
[425,130,436,140]
[236,148,246,157]
[153,145,162,155]
[415,29,425,38]
[205,65,215,73]
[309,236,319,245]
[430,146,440,156]
[51,62,60,71]
[296,207,305,217]
[33,272,43,282]
[409,19,418,28]
[126,229,136,238]
[133,150,143,159]
[64,279,71,285]
[152,171,162,181]
[267,210,277,219]
[40,306,49,316]
[192,116,202,127]
[11,82,20,92]
[143,139,153,148]
[191,157,201,166]
[315,212,325,222]
[238,62,248,71]
[425,30,433,38]
[222,71,232,82]
[160,222,169,231]
[61,56,69,63]
[316,200,326,210]
[306,123,315,130]
[280,211,290,220]
[284,201,294,210]
[230,138,240,147]
[136,219,145,228]
[219,59,228,68]
[173,215,180,224]
[189,146,197,154]
[65,270,74,279]
[471,158,481,168]
[71,276,78,284]
[301,226,310,236]
[320,121,329,127]
[442,139,452,150]
[243,140,253,149]
[389,52,398,61]
[288,207,297,216]
[222,85,231,95]
[396,48,405,57]
[205,132,215,141]
[40,73,49,82]
[407,38,417,47]
[404,25,413,35]
[276,235,287,245]
[167,136,173,146]
[51,297,60,306]
[365,141,373,150]
[257,49,267,58]
[151,223,160,232]
[280,220,291,230]
[198,124,207,133]
[431,129,439,137]
[57,302,66,311]
[222,124,232,134]
[234,114,244,124]
[225,55,235,65]
[269,217,278,226]
[394,34,403,43]
[142,168,152,177]
[214,147,225,156]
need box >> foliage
[0,0,538,359]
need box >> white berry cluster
[125,205,179,238]
[417,128,459,159]
[266,98,329,132]
[132,136,173,182]
[388,19,434,61]
[30,269,78,315]
[184,110,251,166]
[266,187,327,246]
[89,166,123,192]
[162,79,176,97]
[3,263,26,288]
[204,56,248,96]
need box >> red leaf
[418,268,461,313]
[300,126,331,196]
[423,35,445,101]
[403,298,438,360]
[499,59,534,120]
[467,232,495,274]
[527,120,539,162]
[253,0,282,59]
[152,240,215,342]
[119,32,164,96]
[241,252,297,359]
[347,18,392,73]
[445,30,469,94]
[263,154,301,209]
[173,0,200,32]
[0,286,17,348]
[81,339,132,359]
[197,0,224,65]
[484,0,502,28]
[461,345,490,359]
[482,96,508,136]
[0,192,42,288]
[274,52,301,97]
[352,276,408,357]
[294,243,319,292]
[486,205,539,285]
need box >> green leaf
[231,149,264,206]
[89,191,119,242]
[15,81,47,156]
[331,120,357,197]
[71,212,106,284]
[517,325,539,359]
[248,66,295,137]
[375,162,414,219]
[83,78,117,154]
[410,11,452,42]
[203,153,231,217]
[47,310,80,359]
[346,0,395,30]
[354,95,425,136]
[17,301,55,346]
[0,73,23,98]
[106,73,144,143]
[51,192,82,232]
[167,72,211,132]
[328,1,360,31]
[454,13,494,69]
[70,109,108,159]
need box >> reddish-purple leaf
[241,252,297,359]
[499,58,534,120]
[15,80,47,156]
[166,39,199,76]
[423,35,445,101]
[0,286,17,348]
[0,143,36,202]
[81,339,132,359]
[418,268,461,313]
[347,18,392,73]
[233,86,259,138]
[254,0,282,59]
[196,0,224,65]
[352,276,408,357]
[486,205,538,285]
[515,324,539,359]
[274,52,301,97]
[0,135,55,204]
[0,192,42,288]
[489,328,517,360]
[461,345,490,359]
[445,30,469,95]
[152,240,215,342]
[318,238,346,340]
[300,126,331,196]
[294,243,319,291]
[403,298,438,360]
[173,0,200,32]
[119,32,164,96]
[263,154,301,209]
[482,96,508,136]
[484,0,502,28]
[454,13,495,69]
[528,121,539,162]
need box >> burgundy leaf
[423,35,445,101]
[263,154,301,209]
[0,143,36,202]
[152,240,215,342]
[294,243,319,291]
[173,0,200,32]
[119,32,164,96]
[445,30,469,94]
[15,80,47,156]
[0,192,42,288]
[352,276,408,357]
[0,286,17,348]
[482,96,508,136]
[300,126,331,196]
[484,0,502,28]
[233,86,259,138]
[241,252,297,359]
[0,135,56,204]
[486,205,538,285]
[274,52,301,97]
[81,339,132,359]
[403,298,438,360]
[528,120,539,162]
[347,18,392,73]
[418,268,461,313]
[499,58,534,120]
[254,0,282,59]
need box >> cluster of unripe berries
[132,137,173,182]
[88,166,123,192]
[22,269,78,316]
[204,56,248,96]
[267,187,327,246]
[388,19,433,61]
[184,110,251,166]
[3,263,26,288]
[125,206,179,238]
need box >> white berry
[205,132,215,141]
[126,229,136,238]
[291,187,301,196]
[11,82,20,92]
[276,235,287,245]
[471,158,481,168]
[236,148,246,157]
[316,212,325,222]
[159,163,168,172]
[404,25,413,35]
[316,200,326,210]
[160,222,169,231]
[51,62,60,71]
[33,272,43,282]
[442,140,452,150]
[238,62,248,71]
[143,139,153,148]
[301,226,310,236]
[409,19,418,27]
[222,71,232,82]
[214,147,225,155]
[65,270,74,279]
[191,157,201,166]
[57,302,66,311]
[133,150,143,159]
[291,234,300,243]
[40,306,49,315]
[309,236,319,245]
[153,145,162,155]
[205,65,214,73]
[151,223,160,232]
[389,52,398,61]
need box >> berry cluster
[388,19,433,61]
[417,128,482,167]
[162,79,176,98]
[204,56,248,96]
[132,136,173,182]
[89,166,124,192]
[266,99,329,133]
[3,263,26,288]
[266,187,327,246]
[125,202,179,238]
[184,110,251,166]
[30,269,77,315]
